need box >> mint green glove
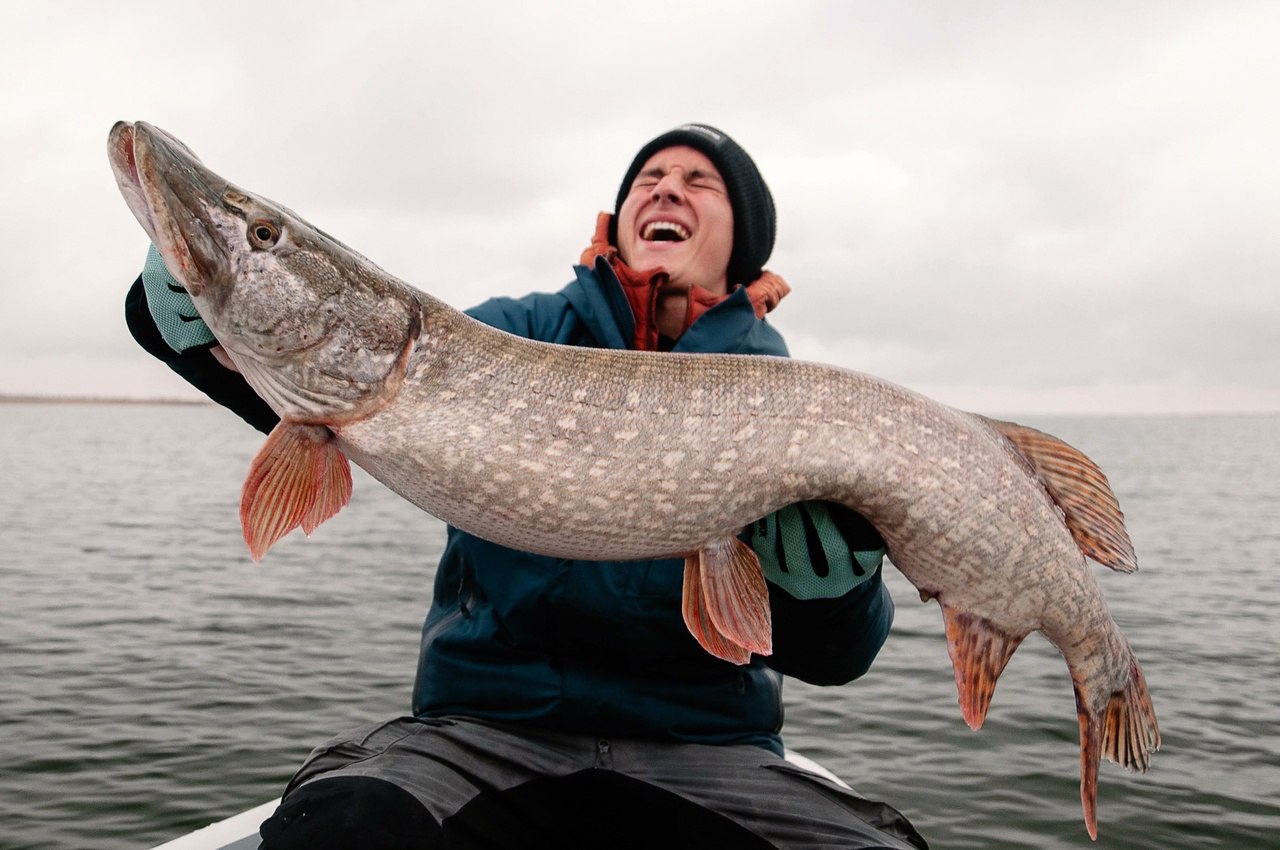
[750,501,885,600]
[140,244,216,353]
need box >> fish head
[108,121,420,423]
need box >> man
[126,123,927,849]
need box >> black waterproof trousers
[257,716,927,850]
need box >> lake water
[1,404,1277,849]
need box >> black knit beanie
[610,123,776,287]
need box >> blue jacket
[124,259,894,755]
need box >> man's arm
[124,249,278,434]
[750,502,895,685]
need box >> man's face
[616,145,734,296]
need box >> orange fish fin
[300,439,353,536]
[240,422,350,562]
[681,555,752,665]
[941,604,1027,730]
[977,416,1137,573]
[1076,699,1102,841]
[1073,653,1161,840]
[699,537,773,658]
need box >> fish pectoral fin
[680,538,773,664]
[940,603,1027,731]
[1073,654,1162,841]
[300,438,354,536]
[977,415,1138,573]
[240,422,353,562]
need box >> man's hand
[139,243,217,354]
[749,501,885,600]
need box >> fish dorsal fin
[240,422,353,562]
[978,416,1137,573]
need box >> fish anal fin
[1073,653,1162,841]
[977,415,1138,573]
[240,422,351,562]
[941,604,1027,731]
[682,555,752,665]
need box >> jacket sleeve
[764,568,894,685]
[125,275,279,435]
[759,504,895,685]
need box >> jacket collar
[563,257,784,356]
[572,212,791,354]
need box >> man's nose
[650,171,686,203]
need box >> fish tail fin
[681,537,772,664]
[240,422,353,562]
[1074,652,1161,840]
[1102,654,1162,770]
[940,604,1027,730]
[1076,694,1103,841]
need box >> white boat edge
[149,798,280,850]
[782,749,852,789]
[147,750,851,849]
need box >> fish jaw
[108,121,423,425]
[108,121,231,299]
[108,122,157,246]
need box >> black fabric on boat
[258,775,439,848]
[256,716,927,849]
[256,771,771,849]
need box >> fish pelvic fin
[680,537,772,664]
[1073,652,1162,841]
[240,422,353,562]
[940,604,1027,731]
[977,416,1138,573]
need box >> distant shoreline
[0,395,211,406]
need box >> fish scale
[108,120,1160,840]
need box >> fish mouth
[108,123,156,243]
[108,121,229,298]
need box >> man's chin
[630,241,689,268]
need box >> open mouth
[642,221,690,242]
[108,122,158,241]
[107,121,217,296]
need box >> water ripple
[2,406,1279,848]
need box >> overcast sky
[2,0,1276,415]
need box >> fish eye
[249,219,280,247]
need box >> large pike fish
[108,121,1159,838]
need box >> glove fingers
[141,244,216,353]
[752,501,884,600]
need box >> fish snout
[114,122,233,298]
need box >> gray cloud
[2,0,1276,413]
